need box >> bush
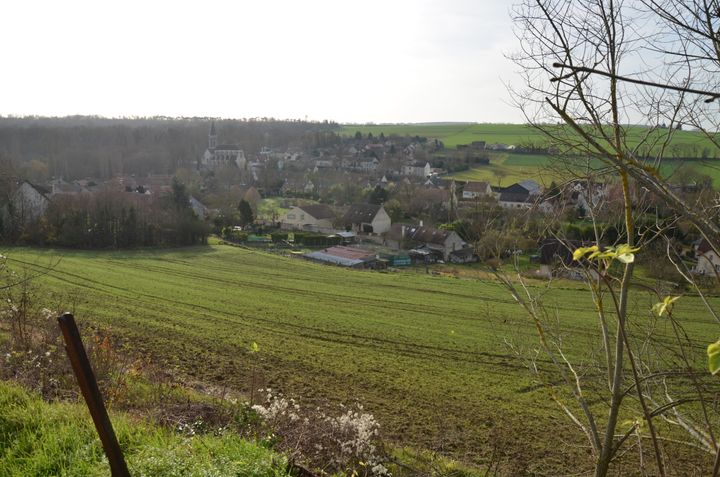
[252,389,389,476]
[292,232,342,247]
[270,232,290,243]
[221,227,248,243]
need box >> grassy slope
[0,380,287,477]
[4,245,718,471]
[445,153,555,186]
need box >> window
[287,214,296,220]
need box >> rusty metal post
[57,313,130,477]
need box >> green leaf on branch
[572,244,639,264]
[708,339,720,375]
[652,296,680,317]
[573,245,598,261]
[615,244,640,264]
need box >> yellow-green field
[4,244,718,472]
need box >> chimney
[419,220,423,227]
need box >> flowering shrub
[252,389,390,476]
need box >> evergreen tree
[238,199,255,226]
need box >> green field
[340,123,547,149]
[4,245,718,472]
[339,123,718,152]
[445,153,556,186]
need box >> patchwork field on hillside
[5,244,718,472]
[342,123,720,186]
[339,123,718,153]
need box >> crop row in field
[4,245,718,471]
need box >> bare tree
[508,1,720,475]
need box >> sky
[0,0,523,123]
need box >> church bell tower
[208,121,218,150]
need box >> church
[199,121,247,170]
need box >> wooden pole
[57,313,130,477]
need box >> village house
[694,239,720,276]
[402,225,470,262]
[359,157,380,172]
[462,181,493,199]
[519,179,542,196]
[498,183,534,209]
[189,196,209,220]
[401,161,431,178]
[341,157,379,172]
[342,203,391,235]
[10,181,51,223]
[281,204,336,232]
[498,181,543,209]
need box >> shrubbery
[4,190,209,249]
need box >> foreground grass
[0,380,288,477]
[4,244,718,473]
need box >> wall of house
[442,232,466,260]
[499,200,531,209]
[12,183,49,223]
[280,206,329,230]
[371,207,391,234]
[463,190,490,199]
[696,252,720,275]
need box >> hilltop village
[0,119,714,281]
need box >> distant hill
[339,123,718,156]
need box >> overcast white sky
[0,0,523,123]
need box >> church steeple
[208,121,218,150]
